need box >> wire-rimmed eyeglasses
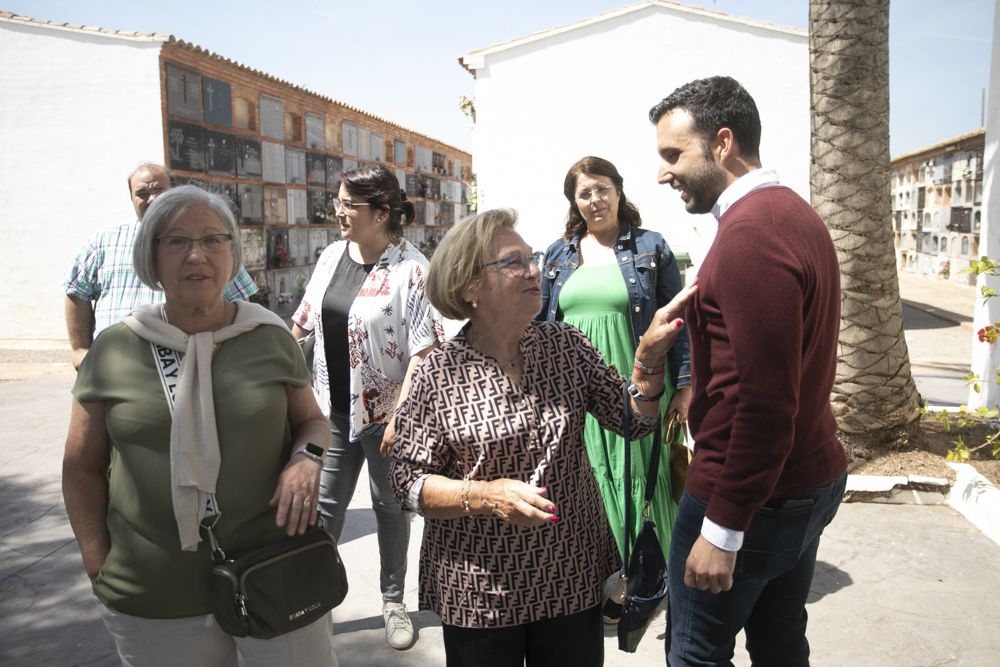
[575,185,613,202]
[331,198,371,214]
[482,251,545,277]
[155,233,233,255]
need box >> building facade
[0,11,471,342]
[159,41,472,318]
[968,6,999,410]
[459,0,810,267]
[891,129,985,284]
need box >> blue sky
[7,0,995,155]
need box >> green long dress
[559,263,677,557]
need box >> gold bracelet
[461,478,473,517]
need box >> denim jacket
[537,226,691,389]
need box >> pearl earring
[472,299,478,309]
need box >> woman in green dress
[538,156,691,623]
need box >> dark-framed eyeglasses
[482,251,544,277]
[155,233,233,255]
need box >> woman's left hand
[270,454,322,536]
[667,386,692,422]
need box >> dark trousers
[666,471,848,667]
[442,604,603,667]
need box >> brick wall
[157,41,472,312]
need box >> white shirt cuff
[700,517,743,552]
[407,474,429,516]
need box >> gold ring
[303,499,312,510]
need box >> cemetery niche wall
[161,49,472,315]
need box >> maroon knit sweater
[685,185,848,532]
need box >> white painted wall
[469,5,809,264]
[0,21,165,344]
[968,6,1000,410]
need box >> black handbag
[617,385,670,652]
[206,519,348,639]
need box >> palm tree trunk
[809,0,922,456]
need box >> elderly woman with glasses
[538,156,692,624]
[389,209,695,666]
[62,185,338,666]
[291,164,442,651]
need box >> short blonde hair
[426,208,518,320]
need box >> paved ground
[1,372,999,666]
[898,270,977,406]
[2,271,997,666]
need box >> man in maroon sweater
[649,76,849,666]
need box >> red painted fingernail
[548,505,557,512]
[674,318,684,328]
[550,515,560,522]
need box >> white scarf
[124,300,291,551]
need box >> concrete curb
[845,467,1000,547]
[844,473,951,505]
[840,401,1000,547]
[946,462,1000,546]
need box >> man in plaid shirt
[63,163,258,369]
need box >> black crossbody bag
[151,339,348,639]
[204,514,349,639]
[617,384,670,652]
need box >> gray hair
[133,185,242,290]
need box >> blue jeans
[666,471,848,667]
[319,408,410,603]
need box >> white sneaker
[383,602,415,650]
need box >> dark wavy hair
[648,76,761,160]
[562,156,642,240]
[340,164,415,239]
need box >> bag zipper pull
[236,593,248,619]
[206,523,226,562]
[200,510,226,562]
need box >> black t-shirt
[321,253,375,414]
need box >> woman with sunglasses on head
[291,164,442,651]
[538,156,692,624]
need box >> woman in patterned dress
[539,156,691,623]
[291,165,442,651]
[389,209,695,666]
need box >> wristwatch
[627,382,666,402]
[292,442,325,463]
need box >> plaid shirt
[64,220,258,337]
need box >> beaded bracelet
[633,357,665,375]
[460,478,473,517]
